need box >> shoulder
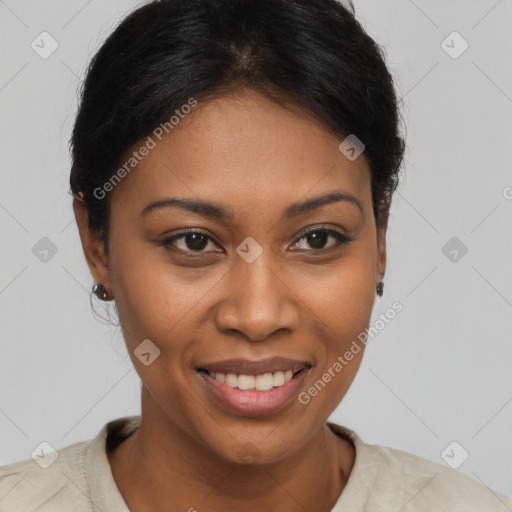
[0,416,139,512]
[373,444,512,510]
[0,439,92,512]
[328,423,512,511]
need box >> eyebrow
[140,191,364,220]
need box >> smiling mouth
[197,367,309,391]
[196,357,313,415]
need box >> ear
[72,195,112,293]
[376,224,387,282]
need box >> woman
[1,0,510,510]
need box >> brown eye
[162,230,221,254]
[290,228,353,252]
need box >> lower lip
[199,369,309,416]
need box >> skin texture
[73,89,386,511]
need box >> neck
[108,396,355,512]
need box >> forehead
[110,90,371,220]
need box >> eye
[161,226,353,256]
[289,227,353,252]
[162,229,221,254]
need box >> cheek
[294,241,376,400]
[108,234,201,342]
[108,240,226,408]
[297,245,377,338]
[110,258,197,421]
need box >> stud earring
[376,281,384,297]
[92,283,112,301]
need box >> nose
[214,256,300,342]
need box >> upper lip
[197,356,312,376]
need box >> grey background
[1,0,511,499]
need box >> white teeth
[225,373,238,388]
[273,371,285,387]
[255,373,274,391]
[238,375,255,390]
[207,368,298,391]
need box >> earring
[376,281,384,297]
[92,283,112,301]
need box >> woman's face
[76,89,386,464]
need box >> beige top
[1,415,511,511]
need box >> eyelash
[161,226,353,256]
